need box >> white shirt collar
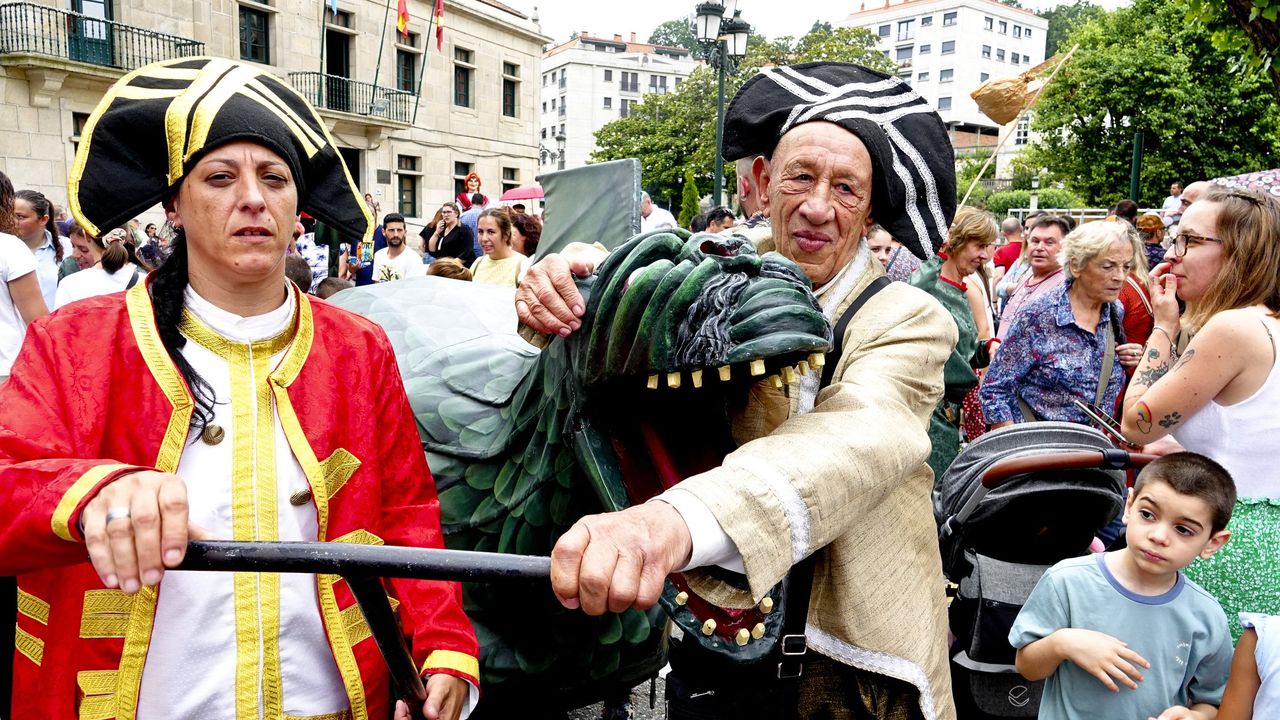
[183,284,295,344]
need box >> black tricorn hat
[68,57,371,243]
[722,62,956,260]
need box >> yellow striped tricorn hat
[69,56,372,243]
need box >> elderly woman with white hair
[981,219,1146,428]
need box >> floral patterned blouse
[980,282,1127,425]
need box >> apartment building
[539,32,699,173]
[0,0,549,225]
[842,0,1047,173]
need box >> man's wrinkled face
[757,122,875,287]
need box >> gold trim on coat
[52,463,133,542]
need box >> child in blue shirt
[1010,452,1236,720]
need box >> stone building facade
[539,32,698,174]
[0,0,548,230]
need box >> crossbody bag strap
[1095,315,1115,409]
[781,274,890,681]
[819,275,892,389]
[125,266,142,290]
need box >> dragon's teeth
[780,366,796,384]
[718,365,732,381]
[647,374,659,390]
[769,375,783,389]
[667,372,682,389]
[749,359,766,376]
[798,360,811,375]
[808,353,825,368]
[691,369,703,388]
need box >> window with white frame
[943,11,957,25]
[939,68,953,83]
[941,40,955,54]
[938,96,952,111]
[920,43,931,54]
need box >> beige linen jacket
[678,258,958,720]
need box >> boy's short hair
[284,254,313,292]
[427,257,472,281]
[315,277,353,299]
[383,212,405,227]
[1133,452,1236,532]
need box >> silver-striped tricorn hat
[722,62,956,261]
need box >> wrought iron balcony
[0,2,203,71]
[288,72,414,124]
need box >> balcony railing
[0,2,203,70]
[288,72,414,124]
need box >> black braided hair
[148,229,216,436]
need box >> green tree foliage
[592,25,894,206]
[793,27,897,68]
[679,169,701,228]
[985,188,1084,217]
[1038,0,1105,57]
[1025,0,1280,207]
[1186,0,1280,93]
[648,18,699,53]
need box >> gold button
[674,591,689,606]
[735,629,750,646]
[289,488,313,506]
[701,619,716,636]
[759,597,774,614]
[201,424,225,445]
[751,623,766,639]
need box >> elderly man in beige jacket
[516,62,959,720]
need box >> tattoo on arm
[1146,347,1161,362]
[1135,401,1153,434]
[1170,348,1196,373]
[1158,411,1183,429]
[1134,358,1173,387]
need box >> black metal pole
[178,540,551,582]
[713,45,726,209]
[346,575,427,711]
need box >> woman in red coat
[0,57,477,720]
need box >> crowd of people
[0,55,1277,720]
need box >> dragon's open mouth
[571,228,832,499]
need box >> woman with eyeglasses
[1121,185,1280,639]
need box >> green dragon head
[331,228,832,708]
[575,228,831,389]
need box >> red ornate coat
[0,282,478,720]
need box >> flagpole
[317,1,328,92]
[412,7,438,125]
[370,0,394,115]
[960,43,1079,209]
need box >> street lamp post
[694,1,750,209]
[539,133,567,171]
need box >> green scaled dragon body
[333,229,832,709]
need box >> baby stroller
[934,422,1147,719]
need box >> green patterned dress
[910,256,979,483]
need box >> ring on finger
[104,506,132,524]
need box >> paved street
[568,673,667,720]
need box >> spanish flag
[433,0,444,50]
[396,0,408,36]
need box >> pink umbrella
[499,184,544,201]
